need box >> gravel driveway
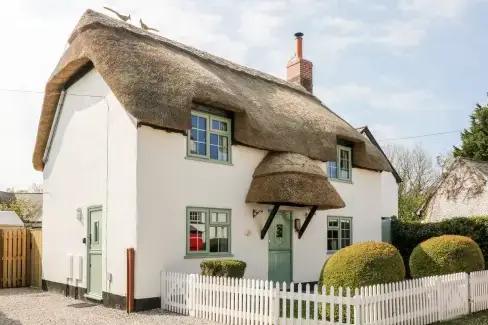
[0,288,219,325]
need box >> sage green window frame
[186,207,232,257]
[327,145,352,182]
[187,111,232,164]
[327,216,353,253]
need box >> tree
[453,96,488,161]
[0,198,41,223]
[5,182,43,193]
[384,144,440,221]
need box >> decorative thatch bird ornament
[103,7,131,22]
[140,19,160,32]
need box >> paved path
[0,288,218,325]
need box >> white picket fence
[161,270,488,325]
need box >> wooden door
[268,211,292,283]
[87,208,103,300]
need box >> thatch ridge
[246,152,345,210]
[33,9,393,174]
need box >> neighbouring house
[419,158,488,221]
[0,211,24,228]
[0,191,42,228]
[32,10,399,311]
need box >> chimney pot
[294,32,304,39]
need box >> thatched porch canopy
[246,152,345,210]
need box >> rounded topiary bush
[320,241,406,292]
[409,235,485,278]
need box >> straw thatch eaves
[246,152,345,210]
[33,9,393,176]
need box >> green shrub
[392,217,488,277]
[318,242,405,323]
[200,260,246,278]
[410,235,485,278]
[320,241,405,293]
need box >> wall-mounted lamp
[294,218,302,232]
[76,207,83,221]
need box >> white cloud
[398,0,476,19]
[322,83,449,111]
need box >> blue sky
[0,0,487,190]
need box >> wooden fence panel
[29,229,42,288]
[0,229,41,289]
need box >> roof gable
[357,126,402,183]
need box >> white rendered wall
[381,172,399,218]
[42,69,137,297]
[135,128,389,298]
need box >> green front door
[87,208,103,299]
[268,211,292,283]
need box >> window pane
[341,219,350,229]
[276,224,283,238]
[189,211,207,252]
[94,221,99,243]
[328,162,337,179]
[209,134,229,162]
[209,226,229,253]
[212,120,228,132]
[190,115,207,156]
[327,229,339,251]
[339,149,351,180]
[211,212,228,223]
[327,238,339,251]
[210,145,219,159]
[198,143,206,155]
[219,146,228,161]
[198,116,206,129]
[328,219,339,228]
[217,213,227,223]
[190,130,197,141]
[342,238,351,248]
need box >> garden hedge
[392,217,488,276]
[320,241,405,292]
[409,235,485,278]
[200,260,246,278]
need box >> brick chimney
[286,32,313,93]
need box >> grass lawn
[439,311,488,324]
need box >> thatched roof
[246,152,345,210]
[33,9,393,173]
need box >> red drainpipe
[127,248,135,313]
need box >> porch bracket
[260,204,280,239]
[298,205,318,239]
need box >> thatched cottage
[33,10,399,310]
[420,158,488,221]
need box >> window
[93,221,99,244]
[327,146,352,181]
[187,207,231,256]
[188,111,232,164]
[327,217,352,252]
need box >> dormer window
[327,145,352,181]
[187,111,232,164]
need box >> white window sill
[184,254,234,259]
[329,178,353,184]
[185,156,233,166]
